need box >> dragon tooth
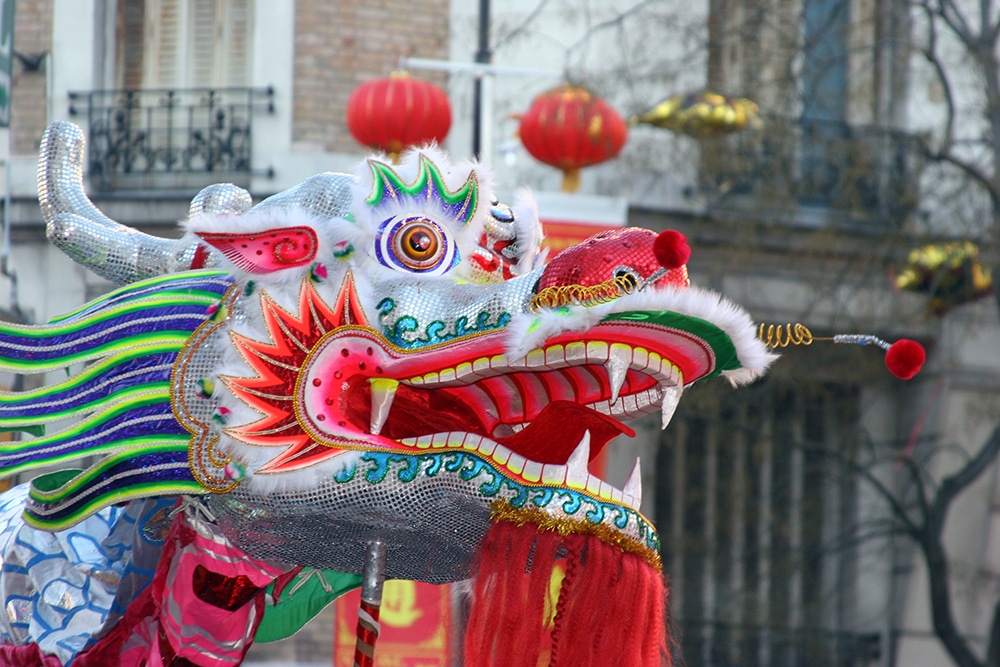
[566,429,591,471]
[493,444,512,465]
[542,463,567,485]
[660,383,683,430]
[525,348,546,368]
[565,433,590,490]
[624,457,643,507]
[605,344,631,403]
[586,341,609,364]
[564,341,587,364]
[369,378,399,435]
[586,474,603,495]
[522,459,543,482]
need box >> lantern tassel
[561,168,581,193]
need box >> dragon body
[0,122,774,667]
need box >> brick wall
[293,0,450,153]
[11,0,53,155]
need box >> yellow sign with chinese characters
[334,581,451,667]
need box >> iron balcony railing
[699,117,925,227]
[68,86,274,191]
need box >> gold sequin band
[490,500,662,571]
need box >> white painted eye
[375,215,458,274]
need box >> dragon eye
[375,215,458,274]
[398,224,440,263]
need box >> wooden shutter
[128,0,251,90]
[117,0,146,89]
[142,0,181,89]
[222,0,251,88]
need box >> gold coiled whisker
[531,274,637,311]
[758,322,815,349]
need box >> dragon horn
[38,121,219,285]
[249,171,357,219]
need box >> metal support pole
[472,0,491,158]
[353,540,387,667]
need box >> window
[117,0,252,91]
[657,376,877,666]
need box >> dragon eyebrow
[366,155,479,226]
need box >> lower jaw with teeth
[396,427,646,509]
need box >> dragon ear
[196,227,319,274]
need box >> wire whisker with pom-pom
[758,323,926,380]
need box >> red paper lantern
[346,72,452,159]
[519,84,628,192]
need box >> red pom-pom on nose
[653,230,691,270]
[885,339,925,380]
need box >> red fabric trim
[0,644,63,667]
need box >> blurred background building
[1,1,999,666]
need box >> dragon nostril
[614,269,639,290]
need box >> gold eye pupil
[403,227,438,258]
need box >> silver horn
[249,172,356,218]
[38,121,212,285]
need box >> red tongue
[497,400,635,465]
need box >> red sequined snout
[539,227,691,292]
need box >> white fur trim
[507,285,778,385]
[511,189,543,275]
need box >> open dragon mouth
[328,333,677,504]
[216,276,714,514]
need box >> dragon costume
[0,121,775,667]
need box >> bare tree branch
[563,0,658,62]
[493,0,554,50]
[921,535,984,667]
[898,453,933,526]
[935,0,977,45]
[801,445,923,538]
[987,595,1000,667]
[916,15,955,149]
[934,423,1000,515]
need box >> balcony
[68,87,274,192]
[698,117,925,229]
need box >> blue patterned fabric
[0,485,173,664]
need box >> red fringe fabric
[464,521,672,667]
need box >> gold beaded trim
[490,500,662,571]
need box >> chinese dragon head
[0,122,775,667]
